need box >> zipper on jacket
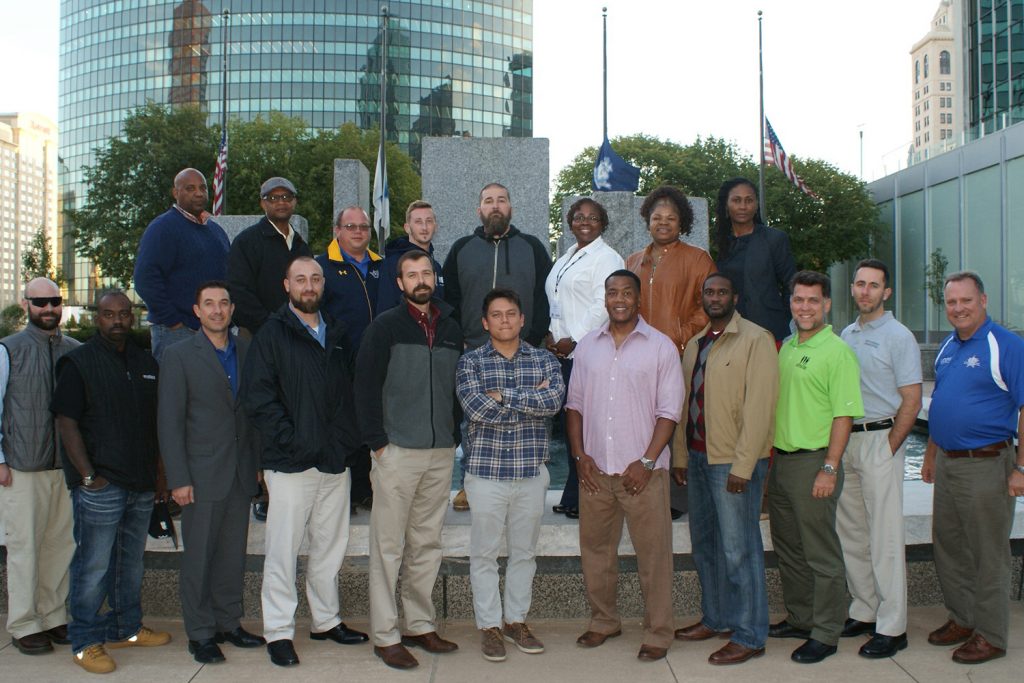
[428,346,436,447]
[491,241,499,287]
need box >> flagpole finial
[757,10,762,18]
[602,6,607,14]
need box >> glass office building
[58,0,533,305]
[965,0,1024,137]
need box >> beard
[403,285,434,305]
[482,209,511,238]
[29,309,60,331]
[290,292,321,314]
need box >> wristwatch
[639,455,656,471]
[81,472,96,487]
[820,463,838,475]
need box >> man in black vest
[52,290,171,674]
[0,277,80,656]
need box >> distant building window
[915,60,920,84]
[924,55,929,79]
[940,50,950,75]
[925,116,930,126]
[946,128,952,139]
[925,132,930,142]
[924,85,929,94]
[925,101,930,111]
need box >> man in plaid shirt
[456,287,563,663]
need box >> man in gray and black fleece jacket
[355,250,464,671]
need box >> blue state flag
[592,138,640,192]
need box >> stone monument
[333,159,371,225]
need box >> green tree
[0,304,26,337]
[66,103,218,287]
[21,227,66,287]
[552,135,882,271]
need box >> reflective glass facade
[966,0,1024,136]
[59,0,533,305]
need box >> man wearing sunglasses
[227,177,312,338]
[0,278,80,656]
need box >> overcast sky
[0,0,941,184]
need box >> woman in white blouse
[544,197,625,518]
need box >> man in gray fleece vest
[442,183,552,511]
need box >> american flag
[763,118,819,200]
[212,129,227,215]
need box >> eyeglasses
[262,193,296,203]
[340,223,372,231]
[572,214,602,224]
[28,296,62,308]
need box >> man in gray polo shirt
[838,259,922,659]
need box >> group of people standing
[1,167,1021,677]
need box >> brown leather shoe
[576,629,622,648]
[401,631,458,654]
[374,643,419,670]
[12,633,54,655]
[674,622,732,641]
[43,625,70,645]
[928,620,973,646]
[952,633,1006,664]
[709,641,765,665]
[637,644,668,661]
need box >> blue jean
[68,482,154,652]
[149,323,194,363]
[687,450,769,649]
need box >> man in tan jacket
[671,272,779,666]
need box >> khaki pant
[579,468,674,649]
[837,429,907,636]
[767,449,847,645]
[368,444,454,647]
[0,469,74,638]
[261,468,351,642]
[933,446,1017,649]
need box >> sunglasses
[28,296,63,308]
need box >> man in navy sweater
[134,168,230,362]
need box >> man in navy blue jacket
[376,200,445,312]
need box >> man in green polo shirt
[767,270,863,664]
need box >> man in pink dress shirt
[565,269,684,662]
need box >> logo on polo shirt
[965,355,981,368]
[797,355,810,370]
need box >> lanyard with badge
[550,250,588,320]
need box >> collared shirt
[456,339,564,480]
[776,325,863,451]
[930,316,1024,450]
[841,311,922,422]
[342,249,371,279]
[173,203,210,225]
[267,217,295,251]
[544,236,624,354]
[291,306,327,348]
[407,301,440,348]
[566,316,684,474]
[203,331,239,398]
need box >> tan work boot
[452,489,470,511]
[106,625,172,649]
[73,644,116,674]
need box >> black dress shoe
[841,618,877,638]
[267,639,299,666]
[253,501,268,522]
[188,638,226,664]
[216,626,266,648]
[768,620,811,639]
[565,506,579,519]
[43,624,70,645]
[791,638,838,663]
[859,632,907,658]
[552,504,568,514]
[310,622,369,645]
[12,633,53,655]
[670,508,684,520]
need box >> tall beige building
[910,0,963,164]
[0,113,58,306]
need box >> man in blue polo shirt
[923,271,1024,665]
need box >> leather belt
[944,439,1013,458]
[775,447,823,456]
[850,418,894,433]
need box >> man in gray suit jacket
[159,280,265,664]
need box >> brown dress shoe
[576,629,622,648]
[374,643,419,670]
[674,622,732,641]
[928,620,973,646]
[637,644,668,661]
[709,641,766,665]
[12,633,54,655]
[952,633,1006,664]
[401,631,458,653]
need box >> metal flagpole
[602,6,608,141]
[378,6,388,255]
[757,10,766,220]
[222,9,230,214]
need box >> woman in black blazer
[713,178,797,342]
